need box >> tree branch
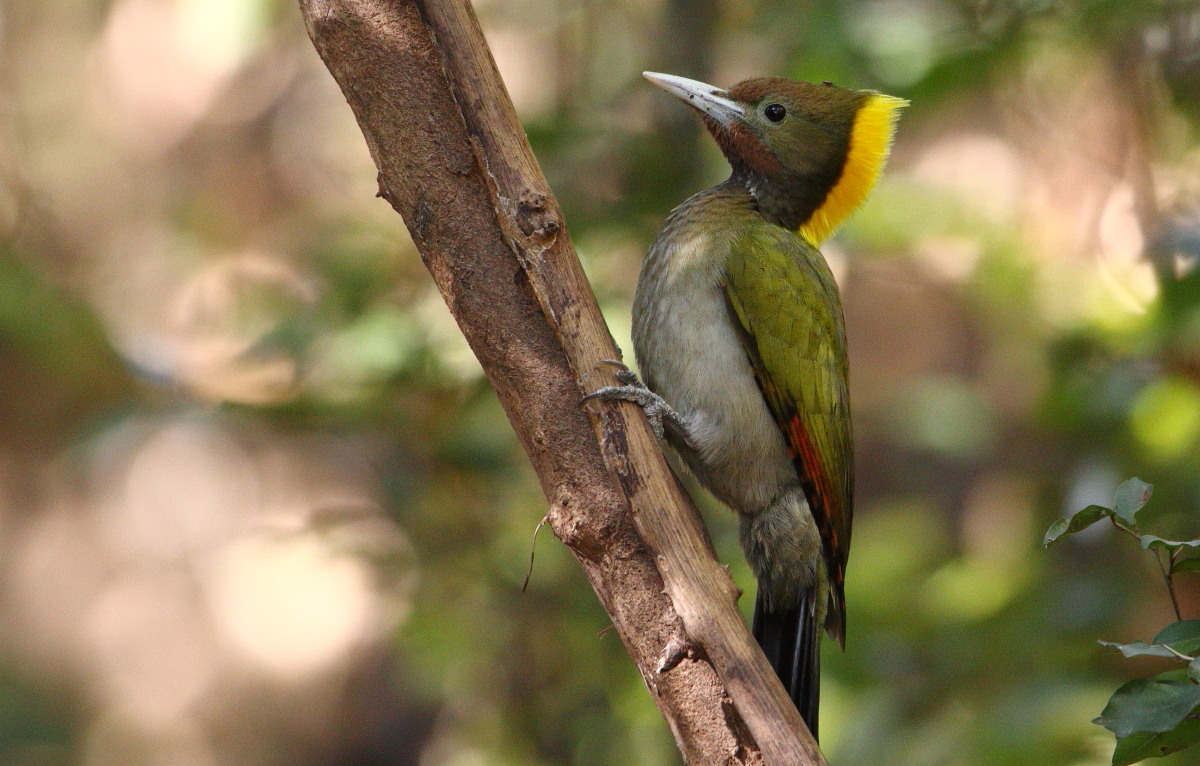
[299,1,824,762]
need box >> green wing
[724,225,854,643]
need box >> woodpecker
[588,71,905,738]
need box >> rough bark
[299,1,826,763]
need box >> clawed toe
[580,385,623,406]
[594,359,643,387]
[596,359,630,373]
[613,369,641,387]
[582,361,683,442]
[580,384,674,441]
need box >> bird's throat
[740,170,832,233]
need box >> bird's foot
[582,360,683,442]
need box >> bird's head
[644,72,907,244]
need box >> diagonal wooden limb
[299,1,825,763]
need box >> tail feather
[752,587,820,740]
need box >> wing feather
[724,225,854,643]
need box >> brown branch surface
[299,1,825,763]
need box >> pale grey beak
[642,72,745,127]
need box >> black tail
[752,586,820,740]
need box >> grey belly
[632,279,797,516]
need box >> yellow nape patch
[799,93,908,246]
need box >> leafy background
[1,0,1199,764]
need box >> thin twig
[1156,642,1194,662]
[521,513,550,592]
[1111,518,1142,541]
[1153,547,1184,622]
[1166,548,1184,622]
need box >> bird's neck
[733,166,834,235]
[734,92,909,244]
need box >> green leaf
[1174,557,1200,574]
[1093,679,1200,737]
[1111,717,1200,766]
[1154,621,1200,656]
[1190,658,1200,684]
[1044,504,1111,546]
[1100,641,1184,659]
[1113,478,1153,527]
[1140,536,1200,552]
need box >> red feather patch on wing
[783,413,847,645]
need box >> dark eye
[764,103,786,122]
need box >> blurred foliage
[1046,479,1200,764]
[2,0,1200,765]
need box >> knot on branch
[516,190,561,242]
[657,632,695,674]
[376,173,396,205]
[547,492,591,555]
